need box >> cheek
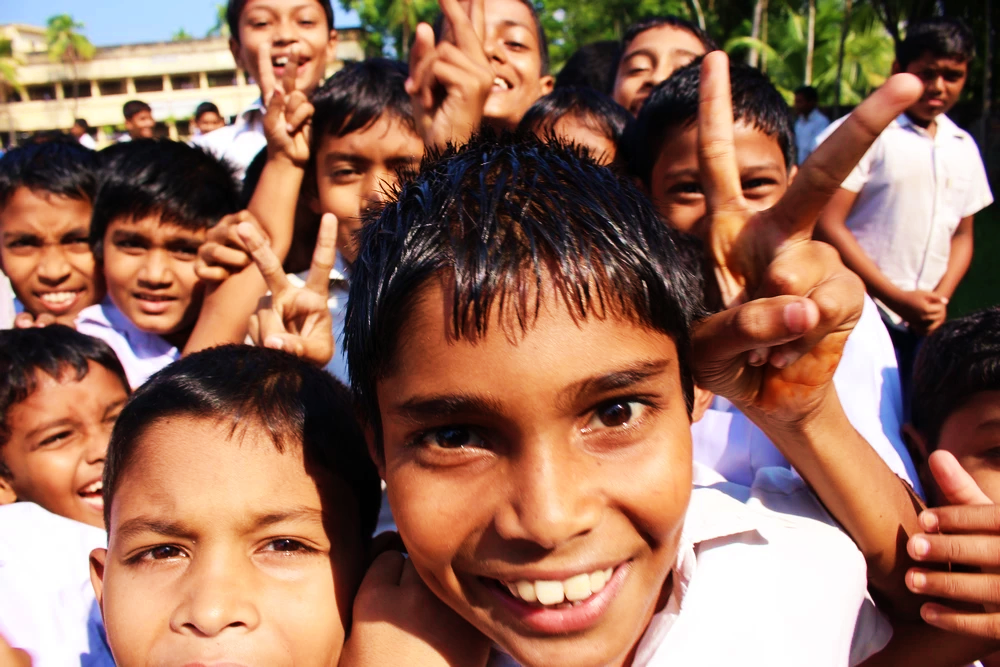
[173,261,202,298]
[319,186,361,222]
[965,466,1000,504]
[0,253,35,284]
[102,566,166,659]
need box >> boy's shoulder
[76,299,178,388]
[630,465,891,666]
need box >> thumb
[929,450,992,505]
[694,296,820,361]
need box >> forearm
[248,156,305,261]
[757,389,925,618]
[183,268,268,354]
[860,624,1000,667]
[934,217,974,299]
[816,218,902,307]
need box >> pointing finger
[698,51,744,218]
[305,213,338,295]
[258,41,277,104]
[281,45,299,97]
[238,220,291,295]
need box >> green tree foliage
[0,38,24,148]
[172,28,195,41]
[207,4,231,38]
[45,15,96,116]
[340,0,440,57]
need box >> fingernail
[919,511,938,532]
[770,353,787,369]
[911,536,930,557]
[265,336,284,351]
[748,350,764,366]
[921,604,938,622]
[908,571,926,590]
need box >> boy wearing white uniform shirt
[816,17,993,390]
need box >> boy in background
[70,118,97,150]
[518,86,631,165]
[816,17,992,388]
[77,140,241,387]
[121,100,154,141]
[0,141,103,327]
[192,101,227,136]
[792,85,828,164]
[195,0,339,179]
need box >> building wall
[0,26,365,144]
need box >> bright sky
[2,0,360,46]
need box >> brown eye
[585,401,647,431]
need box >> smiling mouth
[272,55,310,73]
[133,292,177,314]
[492,76,513,91]
[36,289,84,314]
[78,479,103,511]
[500,567,615,607]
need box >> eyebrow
[622,48,657,63]
[392,394,507,423]
[114,506,326,542]
[661,167,700,181]
[24,417,75,441]
[103,398,128,419]
[324,152,368,167]
[564,359,674,406]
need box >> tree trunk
[982,0,993,173]
[688,0,707,31]
[400,18,410,61]
[749,0,763,67]
[805,0,816,84]
[70,51,80,120]
[834,0,852,117]
[760,0,769,73]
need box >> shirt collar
[896,112,965,140]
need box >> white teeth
[80,480,102,495]
[275,56,289,66]
[507,567,615,607]
[40,291,78,305]
[493,76,510,90]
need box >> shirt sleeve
[962,146,995,218]
[839,140,875,193]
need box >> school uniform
[0,503,114,667]
[692,294,921,495]
[192,99,266,182]
[0,273,15,329]
[489,464,892,667]
[794,107,830,164]
[76,298,179,389]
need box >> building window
[26,84,56,101]
[134,76,164,93]
[63,81,92,98]
[98,80,126,96]
[207,71,237,88]
[170,74,198,90]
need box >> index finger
[257,41,277,104]
[698,51,744,216]
[440,0,484,56]
[304,213,338,295]
[281,45,299,97]
[765,73,924,240]
[925,505,1000,535]
[468,0,485,42]
[930,449,994,506]
[238,220,291,294]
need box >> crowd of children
[0,0,997,665]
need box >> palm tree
[207,4,230,38]
[0,38,24,148]
[45,15,96,118]
[805,0,816,84]
[172,28,194,41]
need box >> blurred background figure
[69,119,96,149]
[121,100,154,142]
[193,101,226,136]
[793,85,829,165]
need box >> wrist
[753,385,845,451]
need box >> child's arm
[185,46,313,354]
[692,52,929,618]
[339,549,491,667]
[933,215,974,302]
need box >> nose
[170,553,261,637]
[36,246,72,286]
[495,436,602,549]
[138,250,172,287]
[273,16,299,46]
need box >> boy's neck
[904,110,938,137]
[162,326,193,351]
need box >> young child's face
[91,415,363,666]
[0,362,127,528]
[479,0,554,130]
[536,114,617,166]
[314,115,423,264]
[0,187,102,325]
[898,52,968,123]
[925,391,1000,504]
[125,111,156,140]
[102,216,206,347]
[613,26,708,116]
[231,0,338,97]
[195,111,226,135]
[649,121,792,238]
[375,277,693,667]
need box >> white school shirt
[0,503,114,667]
[815,113,993,323]
[794,107,830,164]
[692,293,922,496]
[193,99,266,182]
[0,272,15,329]
[76,298,179,389]
[288,251,351,387]
[489,464,891,667]
[78,133,97,150]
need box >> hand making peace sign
[258,43,314,167]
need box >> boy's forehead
[318,115,423,162]
[905,53,969,74]
[106,215,206,241]
[625,25,706,61]
[241,0,327,14]
[0,187,92,230]
[659,121,785,170]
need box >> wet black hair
[621,15,718,52]
[911,307,1000,448]
[194,101,222,120]
[0,325,129,478]
[0,141,98,210]
[311,58,415,149]
[122,100,151,120]
[227,0,334,44]
[102,345,382,540]
[555,40,622,95]
[90,140,241,261]
[518,86,631,158]
[344,133,706,457]
[897,17,975,70]
[73,118,91,131]
[794,85,819,103]
[433,0,550,75]
[623,57,795,185]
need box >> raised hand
[406,0,494,150]
[259,43,314,167]
[243,213,337,366]
[195,211,267,284]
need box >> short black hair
[911,307,1000,447]
[622,15,718,52]
[555,40,622,95]
[90,140,241,261]
[897,17,975,70]
[433,0,550,75]
[0,326,129,478]
[102,345,381,541]
[344,133,706,456]
[518,86,631,155]
[122,100,151,120]
[194,101,221,120]
[623,57,795,184]
[311,58,415,149]
[73,118,90,131]
[794,85,819,103]
[227,0,334,44]
[0,141,98,211]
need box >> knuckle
[731,305,770,342]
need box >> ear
[307,192,322,216]
[325,30,339,64]
[786,164,798,186]
[363,425,387,480]
[0,475,16,505]
[229,37,246,72]
[691,384,715,424]
[539,75,555,97]
[89,547,107,616]
[890,60,901,76]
